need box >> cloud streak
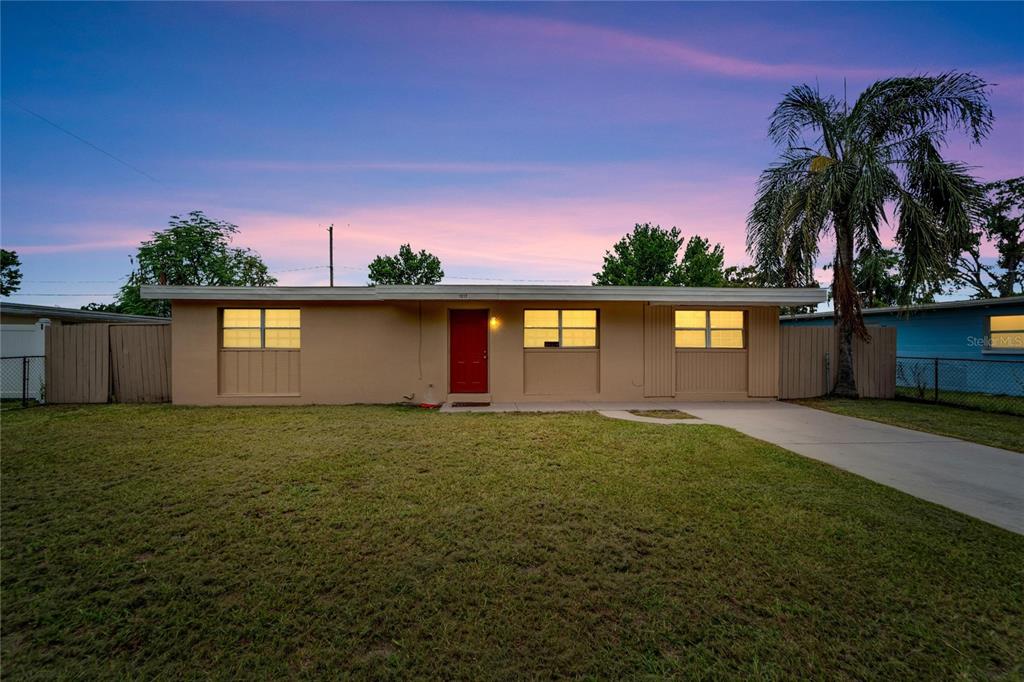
[469,12,886,82]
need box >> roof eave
[140,284,827,306]
[0,301,169,323]
[782,294,1024,320]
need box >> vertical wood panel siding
[44,323,110,403]
[218,350,300,395]
[110,325,171,403]
[643,305,675,397]
[523,350,599,395]
[45,323,171,403]
[853,326,896,398]
[779,325,896,399]
[675,350,749,394]
[779,326,831,399]
[747,307,780,397]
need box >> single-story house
[783,296,1024,398]
[0,301,168,400]
[141,284,826,406]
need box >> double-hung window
[988,314,1024,351]
[524,310,598,348]
[674,310,745,349]
[222,309,301,349]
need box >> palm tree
[747,73,993,397]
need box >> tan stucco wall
[169,299,780,405]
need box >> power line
[22,278,128,284]
[270,265,330,273]
[2,98,160,182]
[271,262,586,283]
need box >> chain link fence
[896,356,1024,416]
[1,356,45,409]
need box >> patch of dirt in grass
[628,409,697,419]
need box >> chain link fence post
[22,356,29,407]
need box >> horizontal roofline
[782,294,1024,320]
[0,301,169,323]
[140,284,828,306]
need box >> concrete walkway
[441,400,1024,534]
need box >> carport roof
[140,284,827,306]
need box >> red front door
[449,309,488,393]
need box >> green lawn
[798,398,1024,453]
[2,406,1022,679]
[894,386,1024,417]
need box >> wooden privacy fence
[45,323,170,403]
[779,325,896,399]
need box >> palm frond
[767,84,841,152]
[894,189,943,293]
[851,72,993,147]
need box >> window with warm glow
[674,310,744,349]
[989,314,1024,351]
[524,309,598,348]
[222,309,301,349]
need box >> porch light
[489,315,500,330]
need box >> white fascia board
[140,284,827,306]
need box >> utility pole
[327,224,334,287]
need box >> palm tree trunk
[832,218,862,398]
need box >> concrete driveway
[679,401,1023,535]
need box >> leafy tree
[1,249,23,296]
[85,211,276,316]
[593,223,727,286]
[951,177,1023,298]
[594,223,684,286]
[678,236,726,287]
[824,247,942,308]
[723,264,763,288]
[747,72,992,397]
[847,248,905,308]
[367,244,444,285]
[81,302,119,312]
[723,264,822,315]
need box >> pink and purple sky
[2,2,1022,307]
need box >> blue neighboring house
[783,296,1024,396]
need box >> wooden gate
[779,325,896,399]
[45,324,110,403]
[45,323,171,403]
[109,325,171,402]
